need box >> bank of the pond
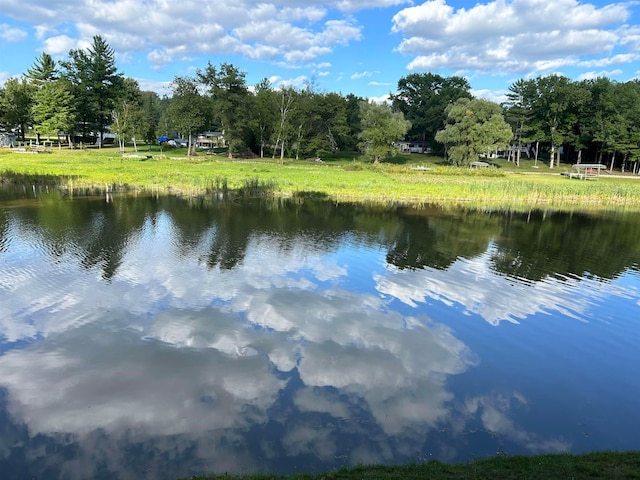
[185,451,640,479]
[2,148,640,211]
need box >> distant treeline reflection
[1,188,639,282]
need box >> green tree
[251,78,277,158]
[110,78,144,151]
[272,86,297,161]
[528,75,586,168]
[197,62,251,157]
[61,35,123,146]
[504,78,540,166]
[140,91,162,147]
[26,52,59,85]
[0,77,33,141]
[435,98,512,166]
[168,76,211,154]
[32,79,76,147]
[303,92,351,157]
[358,101,411,163]
[390,73,472,153]
[614,80,640,173]
[344,93,364,151]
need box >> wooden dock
[562,163,606,180]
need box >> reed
[1,147,640,211]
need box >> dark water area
[0,187,639,479]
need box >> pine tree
[32,80,76,147]
[61,35,123,145]
[26,53,58,85]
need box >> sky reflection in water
[0,194,639,479]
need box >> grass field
[184,451,640,479]
[2,145,640,211]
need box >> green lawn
[2,146,640,211]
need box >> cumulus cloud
[392,0,635,77]
[472,88,509,104]
[2,1,367,69]
[0,23,27,42]
[42,34,77,55]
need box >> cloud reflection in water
[0,209,585,477]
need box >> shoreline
[2,148,640,213]
[184,451,640,479]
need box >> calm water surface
[0,188,639,479]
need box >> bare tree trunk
[549,145,555,169]
[609,151,616,174]
[577,150,582,164]
[295,124,303,160]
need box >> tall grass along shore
[183,451,640,479]
[2,147,640,211]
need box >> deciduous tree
[358,101,410,163]
[197,62,250,157]
[435,98,512,166]
[168,76,211,154]
[0,77,33,141]
[390,73,471,153]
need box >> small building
[196,131,226,148]
[396,140,431,154]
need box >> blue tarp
[158,136,169,143]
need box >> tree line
[1,35,640,171]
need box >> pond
[0,188,639,479]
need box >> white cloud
[578,53,640,68]
[274,74,310,88]
[577,69,624,80]
[135,77,172,94]
[0,23,27,42]
[335,0,411,12]
[351,71,372,79]
[147,49,174,69]
[472,88,508,104]
[392,0,635,77]
[368,93,391,104]
[42,34,76,55]
[3,1,364,70]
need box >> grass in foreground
[2,146,640,211]
[185,451,640,479]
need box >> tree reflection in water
[0,189,638,478]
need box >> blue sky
[1,0,639,103]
